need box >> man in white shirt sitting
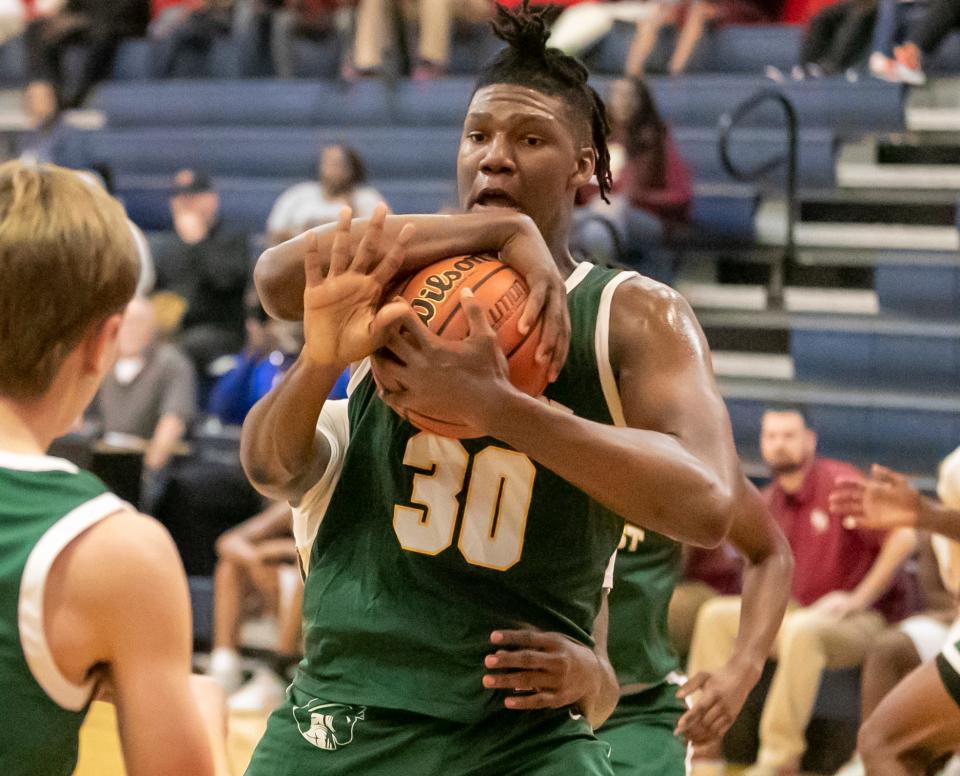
[266,144,386,245]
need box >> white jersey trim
[565,261,593,294]
[602,549,617,591]
[941,618,960,681]
[347,359,371,397]
[292,400,351,573]
[0,450,78,474]
[595,270,640,428]
[18,492,128,710]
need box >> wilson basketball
[389,254,549,439]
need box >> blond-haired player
[0,161,225,776]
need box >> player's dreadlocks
[473,1,613,203]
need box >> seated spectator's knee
[865,628,917,675]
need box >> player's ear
[570,146,596,189]
[83,312,124,377]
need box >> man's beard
[770,457,807,476]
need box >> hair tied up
[490,0,562,58]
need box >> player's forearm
[730,536,792,679]
[144,415,186,471]
[850,527,917,611]
[917,497,960,542]
[255,212,537,320]
[486,392,733,546]
[240,353,340,500]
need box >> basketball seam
[435,264,512,336]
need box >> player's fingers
[352,202,388,273]
[872,463,904,486]
[371,299,416,348]
[371,223,416,287]
[503,691,560,711]
[540,289,570,383]
[676,672,710,699]
[518,282,546,337]
[461,288,496,340]
[829,494,864,517]
[482,670,553,691]
[303,230,323,288]
[484,649,551,672]
[674,705,704,734]
[490,629,554,650]
[370,355,407,395]
[328,207,353,277]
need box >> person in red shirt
[573,76,693,262]
[686,406,916,776]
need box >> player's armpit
[77,513,218,776]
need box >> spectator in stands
[833,532,957,776]
[90,296,197,512]
[266,143,384,244]
[831,449,960,772]
[153,169,250,387]
[687,406,916,776]
[207,305,302,425]
[207,501,302,711]
[625,0,782,75]
[868,0,954,84]
[269,0,353,78]
[351,0,492,78]
[151,0,237,77]
[573,77,692,261]
[669,544,743,663]
[549,0,664,57]
[768,0,877,81]
[24,0,150,123]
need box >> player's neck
[0,398,58,455]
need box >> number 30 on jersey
[393,433,536,571]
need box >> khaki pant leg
[353,0,390,69]
[757,607,886,767]
[668,581,718,662]
[686,595,744,677]
[417,0,454,65]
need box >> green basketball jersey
[606,524,683,690]
[0,451,125,776]
[294,262,634,723]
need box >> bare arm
[144,414,186,471]
[376,278,744,546]
[77,514,217,776]
[832,464,960,543]
[256,210,570,381]
[845,528,917,612]
[241,207,410,502]
[676,480,794,743]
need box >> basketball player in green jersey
[0,161,226,776]
[242,4,782,773]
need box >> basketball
[389,254,549,439]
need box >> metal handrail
[718,89,798,310]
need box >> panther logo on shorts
[292,700,366,750]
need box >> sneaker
[834,755,865,776]
[228,666,287,713]
[412,59,447,81]
[869,52,926,85]
[207,647,243,695]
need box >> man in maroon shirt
[686,406,916,776]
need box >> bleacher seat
[875,255,960,319]
[791,315,960,391]
[115,173,458,230]
[675,127,836,188]
[58,126,460,180]
[724,377,960,474]
[91,79,394,127]
[586,22,802,75]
